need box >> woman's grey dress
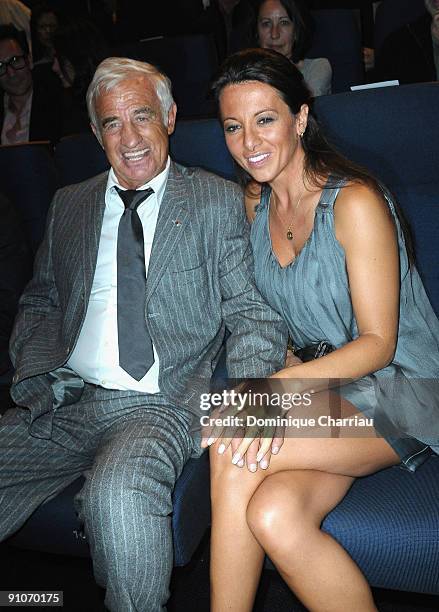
[251,181,439,471]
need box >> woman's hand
[201,379,286,471]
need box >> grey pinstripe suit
[0,161,287,611]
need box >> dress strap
[319,177,347,211]
[257,183,271,211]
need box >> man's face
[0,38,32,97]
[93,75,176,190]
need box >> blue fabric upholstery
[309,10,364,93]
[0,143,57,254]
[322,457,439,594]
[314,82,439,315]
[55,133,109,187]
[170,118,236,181]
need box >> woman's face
[257,0,294,60]
[219,80,307,185]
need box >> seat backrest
[309,9,364,93]
[314,83,439,314]
[170,117,236,182]
[55,132,109,187]
[374,0,427,54]
[136,34,218,117]
[0,142,58,254]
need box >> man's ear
[166,102,177,135]
[91,122,104,148]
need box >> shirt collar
[106,156,171,207]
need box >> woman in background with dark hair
[52,16,109,135]
[30,2,59,65]
[206,48,439,611]
[255,0,332,96]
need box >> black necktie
[116,187,154,381]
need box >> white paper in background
[351,80,400,91]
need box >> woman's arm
[272,182,400,385]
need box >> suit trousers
[0,383,198,612]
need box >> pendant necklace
[273,190,305,241]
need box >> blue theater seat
[0,142,57,254]
[310,9,364,93]
[314,82,439,315]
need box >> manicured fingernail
[237,459,245,467]
[207,437,215,446]
[256,451,264,462]
[260,460,269,469]
[249,463,257,472]
[232,453,241,465]
[272,446,279,455]
[218,443,225,455]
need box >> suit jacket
[9,162,287,415]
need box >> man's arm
[9,195,60,366]
[219,190,287,378]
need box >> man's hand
[201,379,286,471]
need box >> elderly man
[0,24,62,144]
[0,57,287,611]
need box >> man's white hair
[87,57,175,142]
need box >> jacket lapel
[145,162,190,303]
[81,173,108,297]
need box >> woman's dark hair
[253,0,314,62]
[30,2,60,63]
[53,17,109,103]
[212,48,414,261]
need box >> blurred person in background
[30,1,59,65]
[375,0,439,84]
[176,0,255,61]
[254,0,332,96]
[52,16,109,135]
[0,23,62,143]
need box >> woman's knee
[246,470,350,549]
[246,473,314,546]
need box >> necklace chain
[273,190,305,241]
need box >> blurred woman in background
[255,0,332,96]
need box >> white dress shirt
[67,157,171,392]
[1,90,32,145]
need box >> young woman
[205,48,439,611]
[255,0,332,96]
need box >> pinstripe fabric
[0,387,195,612]
[3,161,287,610]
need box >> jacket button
[12,374,18,383]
